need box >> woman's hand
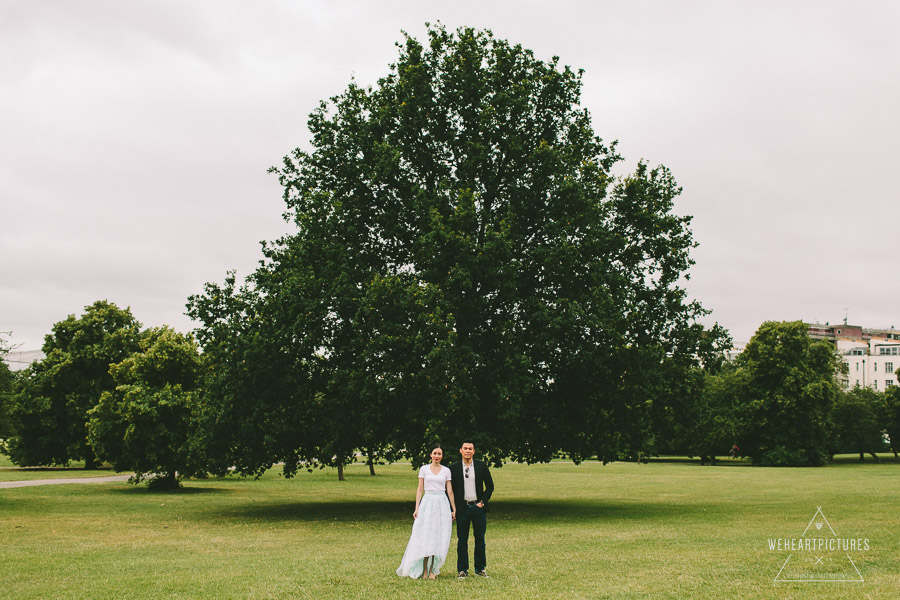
[451,510,456,521]
[413,509,418,519]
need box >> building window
[875,363,878,372]
[888,362,894,374]
[887,380,895,387]
[874,380,878,390]
[856,362,859,371]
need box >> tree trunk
[337,463,345,481]
[869,452,880,463]
[367,448,376,476]
[858,452,865,462]
[84,454,97,470]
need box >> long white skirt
[396,491,452,578]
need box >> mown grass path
[1,458,897,599]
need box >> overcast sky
[2,1,899,353]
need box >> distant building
[838,339,900,391]
[806,322,900,343]
[724,344,745,362]
[806,322,900,390]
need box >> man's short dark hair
[460,439,475,448]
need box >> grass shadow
[211,496,716,525]
[646,456,752,467]
[213,499,409,523]
[106,484,230,495]
[652,453,900,466]
[494,498,719,522]
[0,466,116,472]
[828,453,899,464]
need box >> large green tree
[737,321,841,466]
[188,24,727,475]
[829,386,883,462]
[87,327,205,488]
[7,301,141,468]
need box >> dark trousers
[456,504,486,572]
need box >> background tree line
[2,302,203,489]
[5,310,898,483]
[658,320,900,466]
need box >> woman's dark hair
[430,443,443,453]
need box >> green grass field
[1,456,897,599]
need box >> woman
[396,444,456,579]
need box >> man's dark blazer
[449,459,494,510]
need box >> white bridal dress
[396,464,452,578]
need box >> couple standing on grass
[396,440,495,580]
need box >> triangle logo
[771,507,866,583]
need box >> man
[449,440,494,578]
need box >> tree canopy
[88,326,205,488]
[188,24,728,475]
[829,386,883,462]
[7,301,142,468]
[735,320,841,466]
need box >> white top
[462,460,477,501]
[418,464,452,491]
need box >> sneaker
[457,571,468,579]
[475,570,489,578]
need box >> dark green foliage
[737,321,841,466]
[87,327,205,488]
[7,301,141,468]
[692,363,749,463]
[187,272,317,478]
[829,386,884,461]
[0,333,15,442]
[188,24,726,475]
[878,385,900,457]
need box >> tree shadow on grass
[210,497,715,525]
[0,466,116,472]
[106,484,230,495]
[211,500,408,523]
[828,453,899,464]
[494,498,719,523]
[646,457,752,467]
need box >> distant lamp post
[862,359,866,388]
